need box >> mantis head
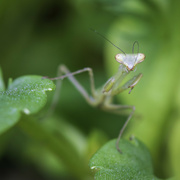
[89,30,145,71]
[115,53,145,71]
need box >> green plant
[1,0,180,179]
[0,64,176,180]
[0,68,90,179]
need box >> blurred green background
[0,0,180,179]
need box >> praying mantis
[44,33,145,153]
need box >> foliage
[90,138,161,180]
[0,0,180,179]
[0,74,55,134]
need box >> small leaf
[89,138,161,180]
[0,75,55,134]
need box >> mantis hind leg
[102,104,135,153]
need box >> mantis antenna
[89,28,126,55]
[132,41,139,55]
[132,41,139,63]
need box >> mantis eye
[136,53,145,64]
[115,54,126,64]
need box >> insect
[44,32,145,153]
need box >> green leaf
[89,138,161,180]
[0,75,55,134]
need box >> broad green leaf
[0,75,55,134]
[90,138,161,180]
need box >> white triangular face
[115,53,145,71]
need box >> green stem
[17,115,92,180]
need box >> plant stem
[17,115,92,180]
